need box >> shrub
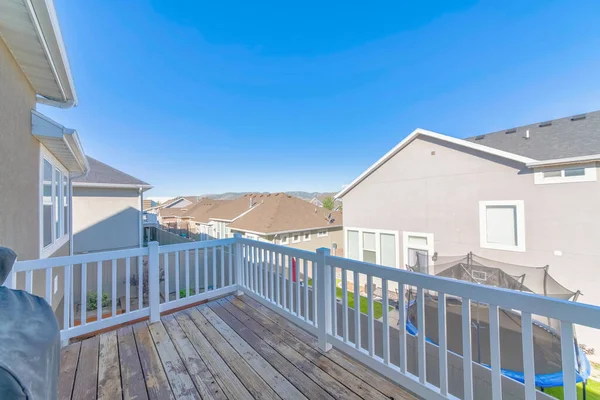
[87,291,110,311]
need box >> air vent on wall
[571,114,586,121]
[539,121,552,127]
[505,129,516,134]
[474,135,485,140]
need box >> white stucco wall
[73,187,141,253]
[342,135,600,351]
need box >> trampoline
[405,253,590,389]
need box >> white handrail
[6,236,598,400]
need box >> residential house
[336,111,600,351]
[158,197,227,237]
[72,157,152,253]
[143,199,157,210]
[228,193,344,255]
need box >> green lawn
[307,279,389,319]
[543,379,600,400]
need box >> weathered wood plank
[207,301,335,400]
[59,341,81,400]
[237,295,415,400]
[227,296,391,400]
[185,307,281,400]
[198,304,307,399]
[117,325,149,400]
[72,336,99,400]
[215,298,361,400]
[147,321,201,400]
[132,322,174,400]
[98,331,123,400]
[162,314,227,400]
[173,311,254,400]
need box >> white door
[403,232,434,274]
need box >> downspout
[68,170,85,330]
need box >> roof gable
[336,128,535,199]
[73,157,151,189]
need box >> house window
[303,231,311,241]
[380,233,396,267]
[362,232,377,263]
[317,230,328,237]
[479,201,525,252]
[402,232,434,273]
[292,233,301,243]
[535,164,597,184]
[280,235,289,245]
[347,228,399,268]
[41,154,69,257]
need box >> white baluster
[175,251,180,300]
[137,256,143,310]
[382,279,389,365]
[45,267,52,305]
[185,250,190,297]
[560,321,576,400]
[220,246,225,289]
[462,299,473,400]
[489,304,502,400]
[303,259,309,321]
[194,249,199,295]
[97,262,102,322]
[521,312,536,400]
[125,257,131,314]
[111,259,117,317]
[203,247,208,292]
[342,268,348,343]
[398,282,407,374]
[417,286,426,384]
[212,246,217,290]
[438,292,448,396]
[81,263,87,326]
[367,275,374,356]
[354,271,361,350]
[164,253,170,301]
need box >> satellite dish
[332,243,338,250]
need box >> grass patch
[307,279,390,319]
[543,380,600,400]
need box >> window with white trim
[41,155,69,256]
[317,230,328,237]
[303,231,311,241]
[535,164,597,184]
[479,201,525,252]
[280,235,289,245]
[346,228,399,268]
[292,233,301,243]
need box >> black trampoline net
[404,252,583,379]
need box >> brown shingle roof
[228,193,342,234]
[207,194,258,221]
[158,197,217,218]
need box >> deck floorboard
[60,296,416,400]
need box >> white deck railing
[6,234,600,400]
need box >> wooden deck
[59,295,416,400]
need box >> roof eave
[335,128,537,199]
[526,154,600,168]
[73,182,154,191]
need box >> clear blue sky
[40,0,600,197]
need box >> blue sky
[40,0,600,197]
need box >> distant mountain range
[204,191,336,201]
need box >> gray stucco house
[73,157,152,253]
[336,111,600,353]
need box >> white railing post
[148,241,160,323]
[234,233,244,296]
[316,247,332,352]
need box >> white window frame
[317,230,328,238]
[534,163,597,185]
[302,231,311,242]
[40,145,69,259]
[344,227,400,268]
[402,231,435,273]
[479,200,526,252]
[280,234,289,245]
[291,233,301,243]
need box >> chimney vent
[249,196,254,208]
[571,114,586,121]
[525,129,530,139]
[539,121,552,127]
[505,129,516,135]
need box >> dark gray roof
[74,157,150,186]
[464,110,600,160]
